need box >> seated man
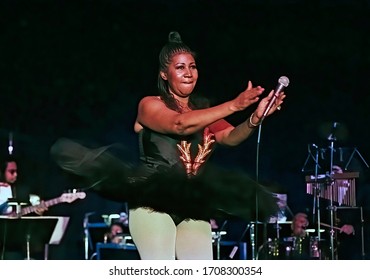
[105,222,128,244]
[290,210,357,260]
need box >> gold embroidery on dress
[177,127,215,177]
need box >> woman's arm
[136,81,265,135]
[213,90,286,146]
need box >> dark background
[1,0,370,259]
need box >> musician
[291,212,309,238]
[0,155,48,216]
[0,156,48,260]
[283,208,356,260]
[295,214,356,259]
[0,156,17,214]
[106,222,125,244]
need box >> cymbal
[306,228,325,233]
[212,230,227,236]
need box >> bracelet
[248,113,261,128]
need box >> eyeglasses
[7,169,17,175]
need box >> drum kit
[250,122,369,260]
[254,222,327,260]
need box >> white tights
[129,207,213,260]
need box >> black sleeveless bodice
[137,127,208,176]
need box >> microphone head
[333,122,340,128]
[278,76,290,87]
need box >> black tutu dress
[50,127,278,222]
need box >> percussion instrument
[305,228,325,233]
[306,172,359,206]
[257,235,327,260]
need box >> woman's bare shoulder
[139,96,164,109]
[140,95,161,103]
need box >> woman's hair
[158,31,206,112]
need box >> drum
[257,236,315,260]
[309,236,320,258]
[251,221,293,260]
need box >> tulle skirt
[50,138,278,222]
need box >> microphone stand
[301,144,323,257]
[312,146,322,244]
[250,77,289,259]
[83,212,95,260]
[327,134,336,260]
[239,121,263,260]
[252,110,281,259]
[251,124,263,260]
[301,145,322,226]
[214,220,228,260]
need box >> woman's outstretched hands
[229,81,265,112]
[228,80,286,123]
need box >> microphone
[311,143,319,149]
[8,132,13,155]
[308,143,318,154]
[261,76,290,120]
[327,121,340,141]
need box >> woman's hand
[229,81,265,112]
[254,89,286,119]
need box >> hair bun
[168,31,182,43]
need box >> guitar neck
[21,197,62,216]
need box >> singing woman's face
[160,53,198,98]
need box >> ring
[277,105,281,111]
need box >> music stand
[0,215,69,260]
[344,147,369,171]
